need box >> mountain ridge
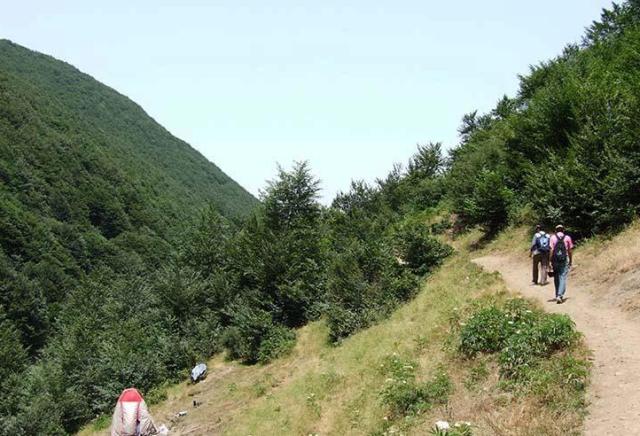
[0,38,256,228]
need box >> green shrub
[459,306,515,356]
[499,313,577,379]
[392,220,453,275]
[430,216,453,235]
[145,384,169,405]
[257,325,296,364]
[91,414,111,431]
[380,355,453,418]
[221,304,297,364]
[326,305,375,343]
[458,299,578,381]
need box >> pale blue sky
[2,1,614,202]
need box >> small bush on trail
[458,306,516,356]
[499,313,577,379]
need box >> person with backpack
[548,224,574,304]
[530,225,550,285]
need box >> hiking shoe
[556,297,562,304]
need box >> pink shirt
[550,232,574,253]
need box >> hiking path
[473,254,640,435]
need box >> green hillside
[0,40,257,434]
[0,39,256,346]
[0,39,256,230]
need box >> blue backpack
[536,233,550,253]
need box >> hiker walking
[549,224,574,304]
[530,225,550,285]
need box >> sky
[2,0,615,203]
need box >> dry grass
[79,229,590,436]
[473,221,640,317]
[572,220,640,314]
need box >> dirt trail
[473,255,640,435]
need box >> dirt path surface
[473,255,640,435]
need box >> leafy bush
[257,325,296,364]
[221,305,275,364]
[380,355,453,418]
[499,313,577,379]
[392,220,453,275]
[325,238,423,342]
[459,306,516,356]
[458,299,578,381]
[430,216,453,235]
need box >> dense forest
[0,39,259,434]
[1,1,640,434]
[447,1,640,237]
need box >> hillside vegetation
[447,0,640,237]
[82,227,591,436]
[3,1,640,435]
[0,40,258,434]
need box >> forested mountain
[0,39,256,228]
[0,40,257,434]
[0,39,257,349]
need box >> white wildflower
[435,420,450,431]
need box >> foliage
[256,325,297,364]
[446,1,640,236]
[325,144,452,342]
[458,299,579,381]
[0,39,259,434]
[222,304,280,364]
[379,354,452,418]
[392,218,454,275]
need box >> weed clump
[430,422,473,435]
[379,355,452,419]
[456,297,586,400]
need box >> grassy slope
[81,225,597,436]
[573,221,640,314]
